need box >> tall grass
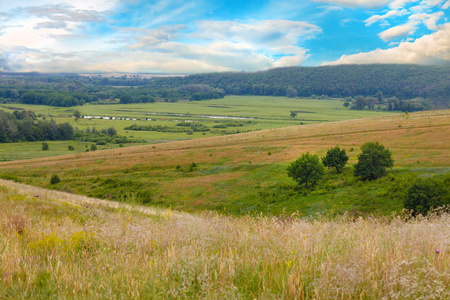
[1,179,449,299]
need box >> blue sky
[0,0,448,73]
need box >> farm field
[0,109,448,217]
[0,96,395,151]
[1,179,449,299]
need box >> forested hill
[150,64,449,107]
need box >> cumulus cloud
[323,23,450,65]
[443,0,450,8]
[421,0,445,7]
[125,25,187,49]
[388,0,420,9]
[0,43,272,74]
[378,24,417,41]
[0,18,321,73]
[365,9,409,26]
[409,11,444,30]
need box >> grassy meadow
[0,109,448,217]
[0,96,395,156]
[1,179,449,299]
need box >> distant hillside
[151,64,450,108]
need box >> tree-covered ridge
[151,64,449,108]
[0,64,448,109]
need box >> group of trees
[124,122,210,133]
[73,126,131,144]
[287,143,449,215]
[0,109,130,144]
[0,110,74,142]
[287,142,392,187]
[347,95,429,112]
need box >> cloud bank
[324,23,450,65]
[0,0,448,73]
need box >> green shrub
[50,174,60,185]
[404,176,450,215]
[42,142,49,151]
[68,145,75,150]
[90,144,97,151]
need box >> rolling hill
[0,109,448,216]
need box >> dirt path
[0,179,185,218]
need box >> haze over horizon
[0,0,449,74]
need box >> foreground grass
[1,179,449,299]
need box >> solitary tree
[290,111,297,118]
[286,87,297,98]
[322,146,349,173]
[354,142,394,180]
[73,110,81,119]
[42,142,49,151]
[107,127,117,137]
[287,152,325,187]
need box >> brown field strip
[1,110,448,172]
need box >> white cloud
[378,24,417,40]
[365,9,409,26]
[124,25,186,49]
[443,0,450,8]
[323,22,450,65]
[0,18,321,73]
[409,11,444,29]
[194,20,321,47]
[420,0,444,7]
[388,0,420,9]
[318,5,345,12]
[314,0,391,8]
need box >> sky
[0,0,449,74]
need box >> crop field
[0,109,448,216]
[1,179,449,299]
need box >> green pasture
[0,141,141,161]
[0,96,395,160]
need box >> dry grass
[1,179,449,299]
[0,110,449,173]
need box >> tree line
[0,109,130,144]
[0,110,74,142]
[149,64,449,109]
[1,64,448,109]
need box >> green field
[0,96,395,161]
[2,96,394,137]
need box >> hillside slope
[0,110,449,215]
[1,179,449,299]
[151,65,450,106]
